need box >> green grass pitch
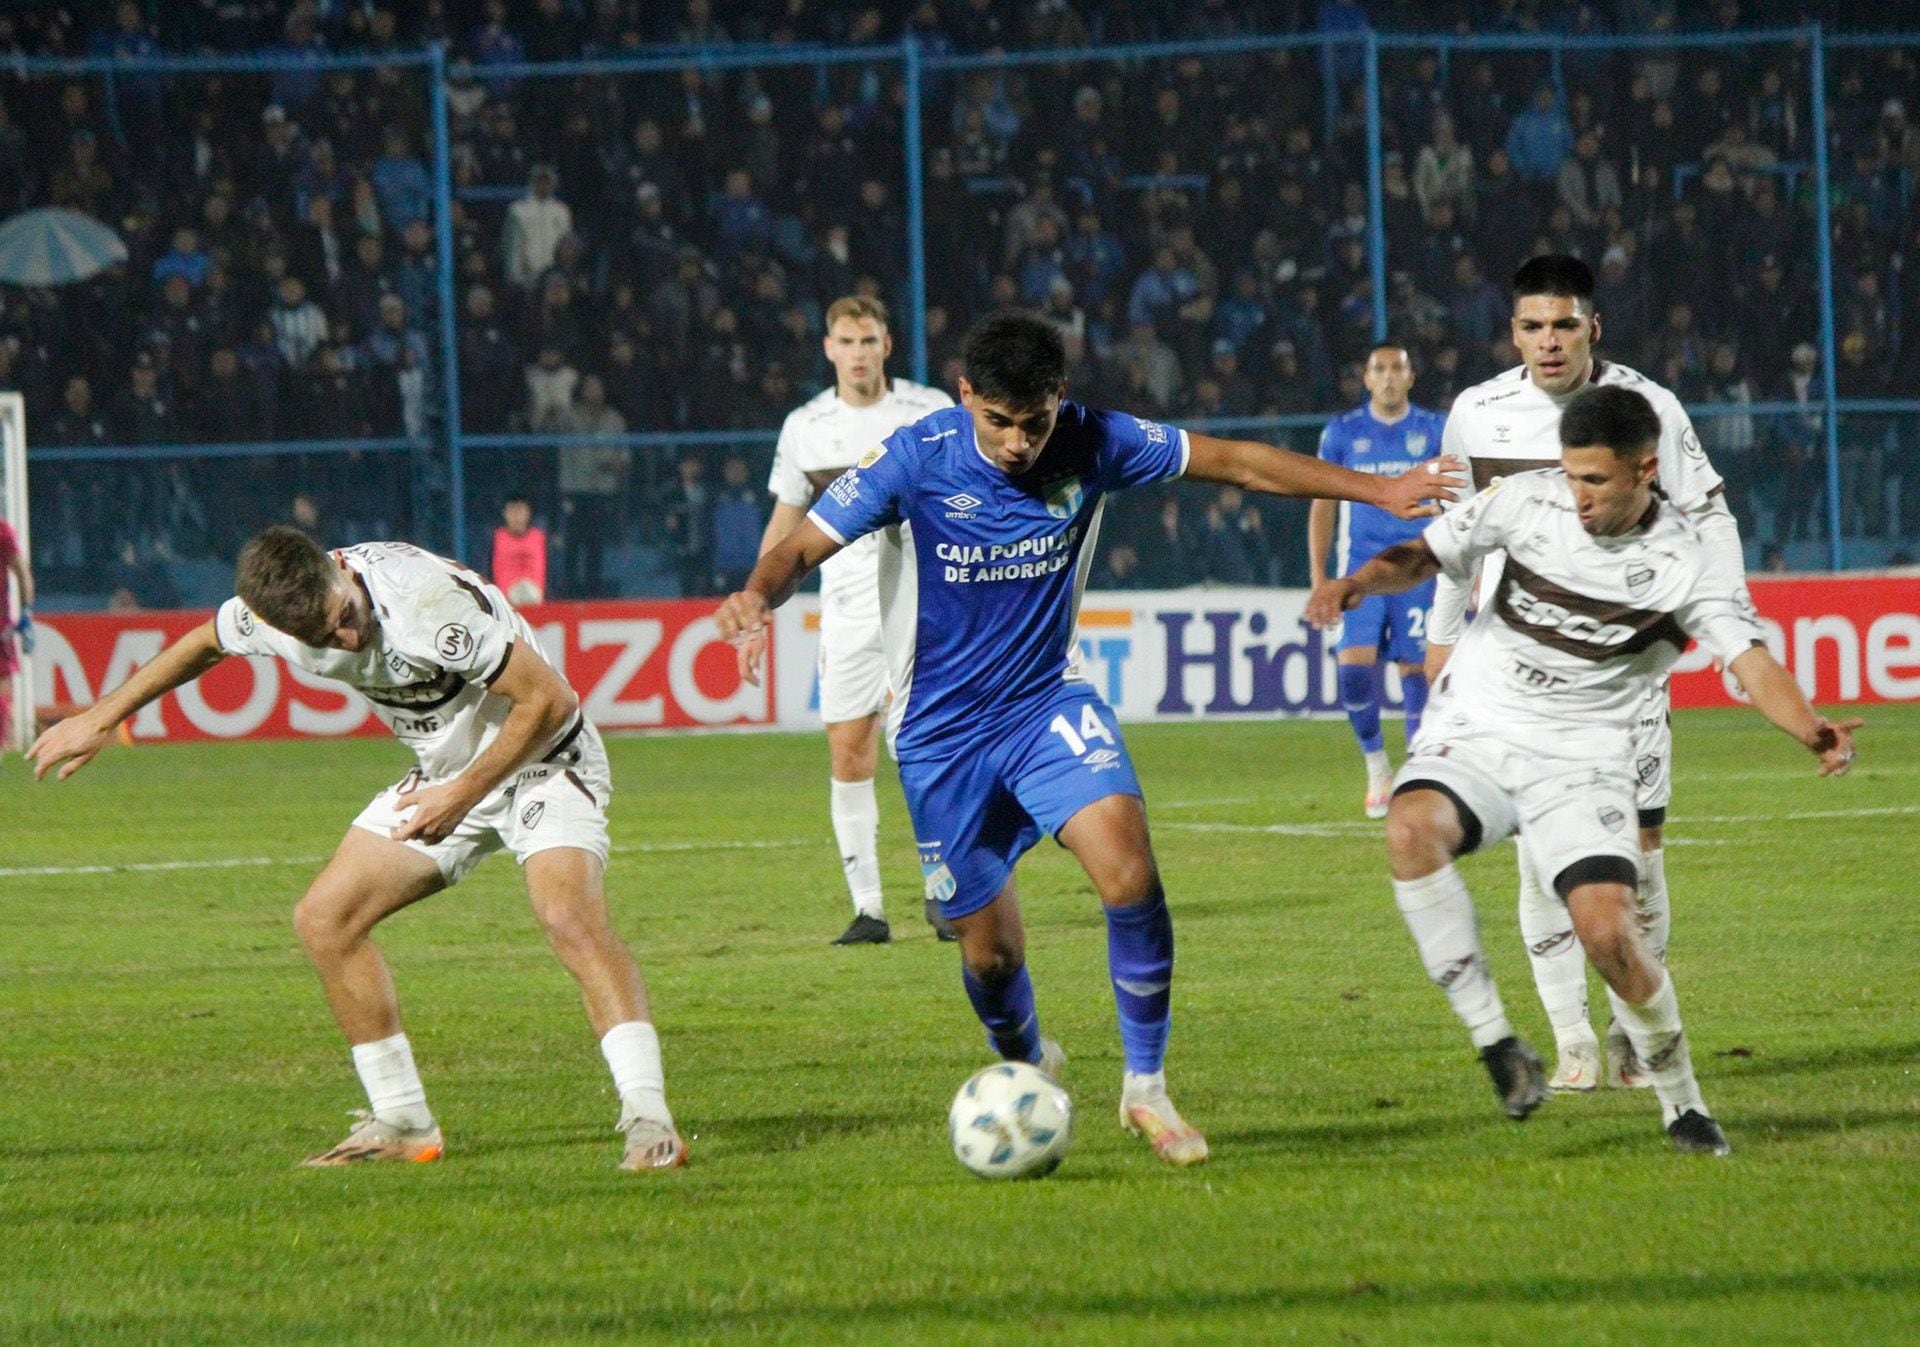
[2,708,1916,1344]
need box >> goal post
[0,391,30,751]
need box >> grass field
[1,708,1916,1344]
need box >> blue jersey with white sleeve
[1317,403,1447,572]
[807,400,1189,761]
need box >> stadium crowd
[0,0,1914,599]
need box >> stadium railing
[14,25,1918,596]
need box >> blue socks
[962,964,1042,1064]
[1338,661,1384,753]
[1105,887,1174,1075]
[1401,670,1429,744]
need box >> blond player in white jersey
[28,529,687,1172]
[1427,255,1755,1093]
[1309,385,1859,1154]
[759,296,953,946]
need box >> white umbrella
[0,207,128,286]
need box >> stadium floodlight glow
[0,392,27,751]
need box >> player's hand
[1305,578,1361,629]
[1424,642,1453,683]
[1379,456,1465,519]
[27,710,112,781]
[1806,716,1863,777]
[716,590,771,685]
[391,776,478,845]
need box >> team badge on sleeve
[857,444,888,469]
[436,623,475,661]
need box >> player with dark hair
[718,311,1462,1167]
[1308,343,1449,816]
[1309,384,1858,1155]
[1428,254,1754,1093]
[29,529,687,1171]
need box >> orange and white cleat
[1364,775,1393,820]
[619,1114,689,1172]
[1548,1036,1601,1093]
[1119,1076,1209,1167]
[302,1111,444,1166]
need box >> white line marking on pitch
[0,837,812,879]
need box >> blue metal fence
[16,26,1920,575]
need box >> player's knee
[1383,803,1449,873]
[292,890,358,958]
[1095,856,1161,910]
[534,893,609,957]
[1563,880,1638,968]
[961,940,1024,987]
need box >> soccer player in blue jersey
[716,313,1460,1167]
[1308,344,1449,818]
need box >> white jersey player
[1308,384,1860,1155]
[757,295,953,946]
[1428,255,1754,1093]
[28,529,687,1172]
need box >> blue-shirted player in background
[1308,344,1449,819]
[717,313,1459,1167]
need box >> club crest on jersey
[1597,805,1627,832]
[1626,564,1656,594]
[1493,424,1512,444]
[236,606,255,637]
[1407,433,1428,456]
[1352,438,1370,453]
[857,443,888,469]
[1043,475,1084,519]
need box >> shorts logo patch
[520,800,545,829]
[1636,754,1661,786]
[436,623,475,661]
[1626,565,1656,594]
[1083,748,1121,771]
[922,861,957,905]
[1597,805,1627,832]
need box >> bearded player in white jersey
[760,296,954,946]
[28,529,687,1171]
[1427,255,1756,1094]
[1310,386,1859,1154]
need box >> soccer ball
[948,1060,1073,1180]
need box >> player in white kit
[1426,255,1754,1093]
[758,296,953,945]
[1309,386,1859,1154]
[28,529,687,1171]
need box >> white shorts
[1395,728,1642,896]
[352,721,613,884]
[817,609,889,724]
[1631,683,1673,815]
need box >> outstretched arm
[1307,497,1338,584]
[1727,646,1861,776]
[28,620,227,780]
[716,517,845,686]
[757,499,810,559]
[1304,539,1444,630]
[1183,432,1462,519]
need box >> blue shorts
[1337,577,1435,664]
[899,686,1143,921]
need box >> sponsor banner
[32,600,770,742]
[1669,574,1920,707]
[771,588,1405,729]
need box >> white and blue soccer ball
[948,1060,1073,1180]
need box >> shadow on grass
[1712,1040,1920,1082]
[1542,1104,1920,1159]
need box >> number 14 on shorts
[1050,704,1119,765]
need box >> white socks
[1392,865,1513,1049]
[830,776,884,919]
[1516,837,1596,1049]
[1638,847,1671,963]
[351,1032,433,1131]
[1606,970,1706,1123]
[601,1021,672,1127]
[1363,748,1390,781]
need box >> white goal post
[1,391,29,751]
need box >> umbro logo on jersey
[943,492,982,517]
[1083,748,1121,770]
